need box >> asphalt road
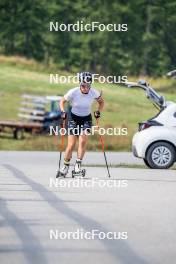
[0,151,176,264]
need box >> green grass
[0,56,175,151]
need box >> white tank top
[64,87,100,116]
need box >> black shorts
[68,112,92,136]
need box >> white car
[127,79,176,169]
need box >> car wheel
[146,142,176,169]
[13,128,24,140]
[143,158,150,168]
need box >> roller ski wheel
[56,165,69,178]
[56,171,66,178]
[72,169,86,178]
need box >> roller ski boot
[56,164,69,178]
[72,159,86,178]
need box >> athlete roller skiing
[57,72,104,177]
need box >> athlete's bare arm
[60,97,67,112]
[96,96,104,112]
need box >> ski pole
[56,119,65,178]
[95,118,111,178]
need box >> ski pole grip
[94,110,100,119]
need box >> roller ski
[56,164,69,178]
[72,159,86,178]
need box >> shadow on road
[4,164,149,264]
[0,197,48,264]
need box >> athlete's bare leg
[64,135,77,161]
[77,133,88,160]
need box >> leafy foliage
[0,0,175,75]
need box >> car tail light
[138,120,163,131]
[138,122,152,131]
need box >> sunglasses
[81,84,90,89]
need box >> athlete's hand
[94,110,101,119]
[61,111,67,120]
